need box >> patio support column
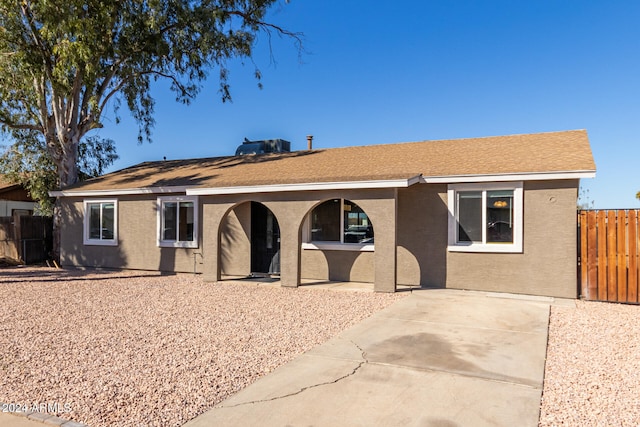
[373,193,398,292]
[202,202,235,283]
[279,221,301,287]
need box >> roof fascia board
[49,186,192,198]
[48,171,595,197]
[187,176,421,196]
[421,170,596,184]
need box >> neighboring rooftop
[54,130,596,193]
[0,175,19,192]
[0,175,34,202]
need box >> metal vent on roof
[235,139,291,156]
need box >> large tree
[0,132,118,214]
[0,0,299,192]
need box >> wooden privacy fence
[0,214,53,264]
[578,209,639,303]
[0,216,18,261]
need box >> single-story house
[0,175,37,216]
[50,130,595,298]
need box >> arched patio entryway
[219,201,281,279]
[300,198,375,283]
[202,187,398,292]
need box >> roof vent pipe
[307,135,313,150]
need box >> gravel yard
[3,267,640,427]
[0,267,405,427]
[540,300,640,426]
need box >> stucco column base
[202,273,218,283]
[278,224,301,288]
[373,285,396,293]
[280,280,298,288]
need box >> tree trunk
[59,140,80,189]
[51,133,80,264]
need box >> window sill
[158,241,198,249]
[448,243,522,254]
[302,242,374,252]
[83,239,118,246]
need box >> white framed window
[447,182,523,253]
[83,199,118,246]
[302,199,374,251]
[157,196,198,248]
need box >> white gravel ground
[540,300,640,426]
[0,268,405,427]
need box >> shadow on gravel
[0,266,180,284]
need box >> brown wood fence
[578,209,639,303]
[0,214,53,264]
[0,216,18,261]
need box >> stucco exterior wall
[297,184,448,286]
[220,203,251,276]
[301,250,374,282]
[58,179,579,297]
[445,180,579,298]
[396,184,448,287]
[59,195,202,273]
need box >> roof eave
[48,176,423,198]
[421,170,596,184]
[48,170,595,198]
[187,176,422,196]
[48,185,193,198]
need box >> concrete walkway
[0,409,85,427]
[185,288,558,427]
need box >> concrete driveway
[185,288,555,427]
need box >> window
[83,200,117,246]
[304,199,374,251]
[448,182,523,253]
[157,196,198,248]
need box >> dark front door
[251,202,281,275]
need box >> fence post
[586,211,597,300]
[617,211,628,302]
[629,210,638,303]
[579,211,587,299]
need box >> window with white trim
[447,182,523,253]
[157,196,198,248]
[83,199,118,246]
[303,199,374,251]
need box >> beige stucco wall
[58,179,579,297]
[396,184,449,287]
[219,202,251,276]
[301,250,374,282]
[445,180,579,298]
[59,195,202,273]
[297,183,448,286]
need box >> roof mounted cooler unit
[235,139,291,156]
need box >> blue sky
[97,0,640,209]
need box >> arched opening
[306,199,374,245]
[301,198,375,283]
[250,202,281,275]
[219,201,281,279]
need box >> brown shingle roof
[0,175,20,192]
[62,130,595,192]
